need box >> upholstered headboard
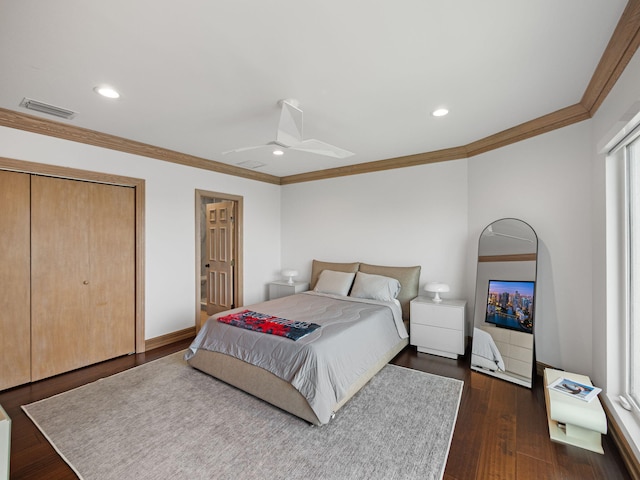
[310,259,421,322]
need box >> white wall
[282,122,595,375]
[0,126,282,339]
[281,159,469,309]
[467,122,594,373]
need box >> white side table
[543,368,606,453]
[410,296,466,359]
[268,281,309,300]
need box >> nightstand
[410,296,466,359]
[268,281,309,300]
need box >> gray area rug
[23,352,463,480]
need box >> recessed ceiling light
[94,86,120,99]
[432,108,449,117]
[273,149,284,156]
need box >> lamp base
[431,292,443,303]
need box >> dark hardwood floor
[0,340,632,479]
[393,349,632,480]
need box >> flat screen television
[485,280,535,334]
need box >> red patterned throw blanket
[217,310,321,341]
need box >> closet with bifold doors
[0,170,136,390]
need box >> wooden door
[30,176,135,381]
[87,182,135,363]
[205,201,235,315]
[31,176,90,380]
[0,171,31,390]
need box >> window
[611,124,640,414]
[606,109,640,465]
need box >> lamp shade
[281,269,298,284]
[424,282,450,302]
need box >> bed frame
[187,260,420,425]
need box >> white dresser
[410,297,466,359]
[268,281,309,300]
[478,324,534,379]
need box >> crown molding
[581,0,640,114]
[0,108,282,185]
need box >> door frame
[195,189,243,328]
[0,156,146,353]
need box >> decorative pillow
[310,260,360,289]
[313,270,356,296]
[349,271,401,302]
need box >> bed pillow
[313,270,356,296]
[310,260,360,289]
[358,263,421,321]
[349,271,401,302]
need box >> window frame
[626,130,640,410]
[604,117,640,463]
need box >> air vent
[19,97,77,119]
[236,160,266,169]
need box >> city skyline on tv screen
[485,280,535,334]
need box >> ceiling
[0,1,630,179]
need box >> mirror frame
[470,218,538,388]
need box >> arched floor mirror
[470,218,538,388]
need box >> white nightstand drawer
[411,302,462,329]
[505,357,532,378]
[504,343,532,363]
[410,324,464,355]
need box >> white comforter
[186,292,406,424]
[471,327,505,371]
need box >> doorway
[195,189,243,330]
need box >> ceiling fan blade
[221,145,264,155]
[486,225,534,242]
[291,139,354,159]
[276,100,303,147]
[221,141,280,155]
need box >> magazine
[547,377,602,403]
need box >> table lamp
[424,282,449,303]
[281,269,298,284]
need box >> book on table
[547,376,602,403]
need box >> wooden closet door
[0,171,31,390]
[31,176,91,380]
[87,182,135,364]
[31,177,135,381]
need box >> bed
[186,260,420,425]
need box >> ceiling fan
[223,99,354,159]
[485,225,534,242]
